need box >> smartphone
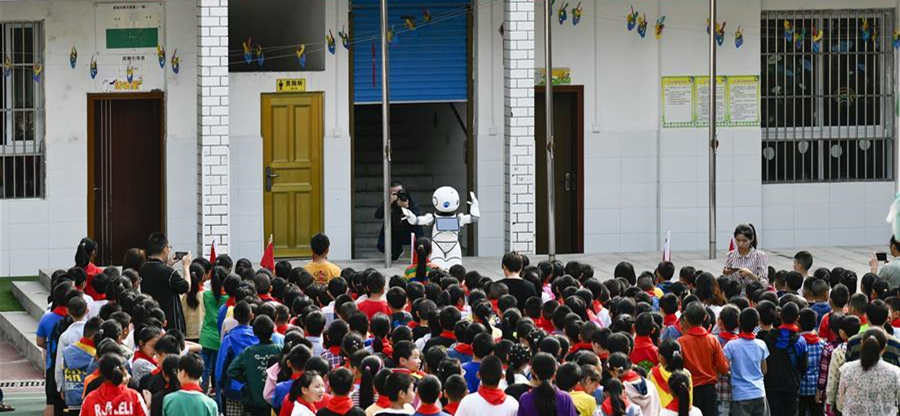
[875,252,889,262]
[174,251,189,261]
[723,267,736,274]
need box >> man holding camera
[375,181,423,261]
[139,232,192,333]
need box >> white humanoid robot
[400,186,479,269]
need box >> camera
[396,190,409,202]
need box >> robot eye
[443,202,450,208]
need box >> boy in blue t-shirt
[723,308,770,416]
[461,333,494,393]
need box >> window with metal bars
[1,22,44,199]
[761,10,895,183]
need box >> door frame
[86,92,167,254]
[535,85,584,253]
[260,91,325,259]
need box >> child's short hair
[386,287,407,310]
[840,315,861,337]
[253,315,275,341]
[794,251,813,271]
[555,362,582,391]
[718,305,740,331]
[417,375,442,404]
[798,308,817,332]
[325,320,350,348]
[443,374,467,401]
[679,267,696,285]
[392,340,418,363]
[634,312,657,337]
[275,304,290,323]
[385,372,415,401]
[366,272,387,294]
[178,352,205,380]
[682,302,707,327]
[311,233,330,256]
[781,302,800,324]
[849,293,868,314]
[756,300,778,326]
[233,301,253,324]
[604,333,632,355]
[738,307,760,334]
[830,284,850,308]
[478,355,504,387]
[656,261,675,281]
[785,271,804,291]
[328,367,355,396]
[472,333,495,358]
[659,293,679,315]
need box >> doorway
[261,92,324,258]
[87,93,165,265]
[535,86,584,254]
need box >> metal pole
[708,0,717,260]
[381,0,392,268]
[545,0,556,261]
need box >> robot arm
[401,207,434,226]
[458,192,480,226]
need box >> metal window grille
[0,21,44,199]
[761,10,895,183]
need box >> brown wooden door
[536,86,584,254]
[262,93,324,258]
[88,93,165,265]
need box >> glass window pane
[13,67,34,109]
[13,110,34,142]
[12,25,33,65]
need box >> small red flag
[261,234,275,271]
[209,239,217,266]
[728,236,736,252]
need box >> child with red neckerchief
[455,356,517,416]
[659,370,703,416]
[412,376,450,416]
[318,368,366,416]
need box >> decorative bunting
[32,63,42,82]
[572,2,583,26]
[812,26,823,52]
[793,28,806,50]
[69,46,78,69]
[2,55,10,77]
[637,14,647,38]
[558,3,568,25]
[156,44,166,68]
[338,27,350,50]
[893,31,900,50]
[296,44,307,68]
[256,45,265,67]
[422,8,432,23]
[126,62,134,82]
[403,15,416,31]
[783,20,794,43]
[655,16,666,39]
[326,30,336,55]
[171,49,180,74]
[735,26,744,48]
[860,18,871,42]
[716,22,726,46]
[90,54,98,79]
[388,25,398,44]
[242,38,253,64]
[627,6,638,31]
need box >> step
[40,269,53,290]
[354,176,435,192]
[12,281,49,321]
[0,311,44,372]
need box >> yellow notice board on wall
[277,78,307,92]
[661,75,759,128]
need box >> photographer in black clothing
[375,181,423,261]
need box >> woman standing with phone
[869,236,900,289]
[723,224,769,289]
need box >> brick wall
[504,0,535,253]
[197,0,230,256]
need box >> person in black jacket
[317,368,365,416]
[139,232,192,333]
[376,181,423,261]
[763,301,808,416]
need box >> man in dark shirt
[497,252,536,310]
[376,181,423,261]
[139,232,192,333]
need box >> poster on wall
[94,2,164,91]
[727,76,760,126]
[694,76,726,127]
[535,68,572,86]
[661,77,694,128]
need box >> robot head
[432,186,460,214]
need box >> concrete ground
[0,337,43,416]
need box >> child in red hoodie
[81,353,148,416]
[629,313,659,373]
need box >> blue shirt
[723,338,769,401]
[37,311,64,369]
[461,360,481,393]
[810,302,832,328]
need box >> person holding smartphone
[139,232,193,334]
[722,224,769,289]
[375,181,423,261]
[869,236,900,290]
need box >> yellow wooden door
[261,93,324,258]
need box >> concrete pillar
[197,0,230,256]
[503,0,536,253]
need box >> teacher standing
[723,224,769,288]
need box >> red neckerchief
[296,397,318,414]
[650,367,670,395]
[719,331,738,341]
[663,313,678,327]
[375,395,392,408]
[665,398,680,412]
[892,318,900,328]
[133,350,158,366]
[393,368,424,377]
[644,289,657,298]
[443,402,459,415]
[454,343,474,356]
[77,337,95,348]
[181,383,204,393]
[226,298,236,307]
[325,395,354,415]
[802,332,821,344]
[440,330,457,341]
[276,324,289,335]
[569,342,593,355]
[601,395,631,416]
[52,306,68,317]
[489,299,500,314]
[404,302,413,313]
[599,351,609,360]
[93,293,107,301]
[380,338,393,356]
[477,386,507,405]
[592,300,603,313]
[859,316,868,325]
[573,385,586,392]
[328,346,342,355]
[621,370,641,383]
[778,324,800,333]
[291,371,303,380]
[407,321,419,329]
[454,304,465,312]
[686,326,709,336]
[634,336,654,349]
[739,332,756,340]
[535,317,555,332]
[674,320,683,334]
[259,293,277,303]
[417,403,442,415]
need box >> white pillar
[197,0,230,256]
[503,0,536,254]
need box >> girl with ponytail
[181,263,205,342]
[504,344,531,400]
[649,339,689,410]
[81,353,148,416]
[403,237,436,283]
[75,237,103,298]
[837,329,900,415]
[516,353,577,416]
[660,370,701,416]
[597,378,641,416]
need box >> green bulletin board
[661,75,760,128]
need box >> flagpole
[545,0,556,261]
[708,0,718,260]
[380,0,393,268]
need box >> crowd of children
[34,231,900,416]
